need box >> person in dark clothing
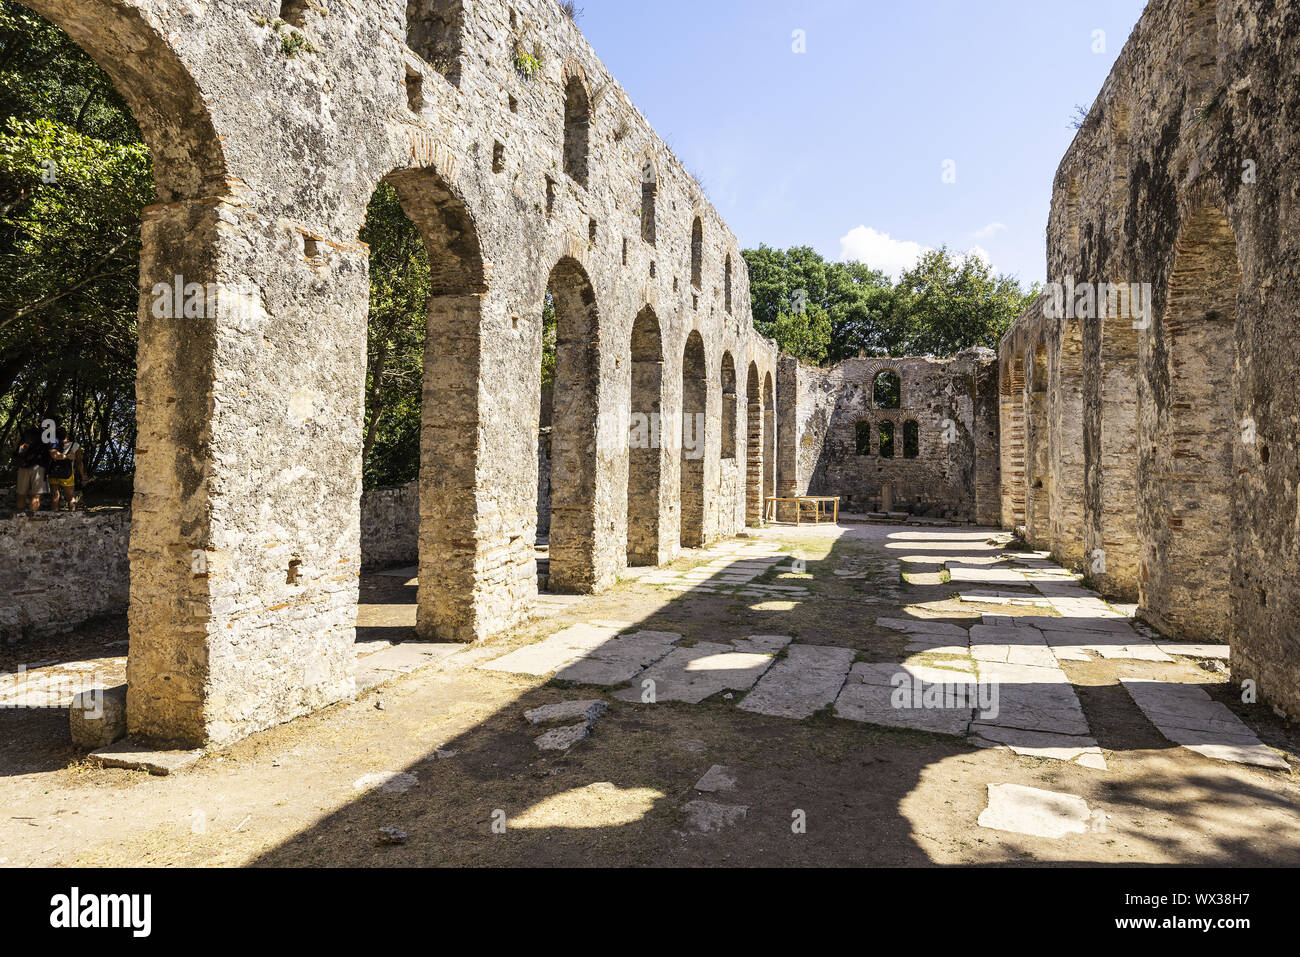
[13,415,53,513]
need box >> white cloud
[838,226,929,277]
[972,222,1007,240]
[838,226,997,277]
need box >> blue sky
[579,0,1148,284]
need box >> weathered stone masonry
[25,0,778,748]
[998,0,1300,717]
[776,352,1002,524]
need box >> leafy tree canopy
[742,244,1037,364]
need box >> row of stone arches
[1000,198,1243,647]
[17,0,777,749]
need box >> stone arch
[763,370,776,506]
[563,71,591,187]
[1026,342,1051,546]
[21,0,243,747]
[745,361,763,525]
[22,0,228,204]
[680,331,708,547]
[999,354,1028,528]
[1141,201,1241,641]
[721,352,738,460]
[374,165,487,642]
[627,306,665,566]
[1052,318,1087,567]
[543,256,602,591]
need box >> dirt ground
[2,522,1298,867]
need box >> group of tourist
[10,414,87,514]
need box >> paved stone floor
[1,522,1297,866]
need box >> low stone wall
[359,482,420,569]
[0,510,130,642]
[0,486,421,643]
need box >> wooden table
[764,496,841,525]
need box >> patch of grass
[281,30,316,57]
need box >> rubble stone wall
[777,351,1000,524]
[997,0,1300,717]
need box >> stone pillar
[417,293,487,642]
[127,200,358,748]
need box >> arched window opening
[641,161,657,245]
[724,254,733,313]
[406,0,464,85]
[563,75,590,186]
[873,371,901,410]
[690,217,703,290]
[879,421,896,459]
[903,421,920,459]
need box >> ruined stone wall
[0,511,130,642]
[778,351,1000,523]
[359,482,420,568]
[27,0,779,747]
[997,0,1300,717]
[0,488,421,641]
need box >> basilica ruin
[2,0,1298,764]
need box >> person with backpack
[48,426,87,512]
[13,414,53,514]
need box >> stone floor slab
[613,644,775,705]
[977,783,1093,838]
[738,645,856,719]
[1121,679,1288,770]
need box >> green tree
[743,243,1036,364]
[893,247,1037,357]
[0,1,149,478]
[358,183,430,489]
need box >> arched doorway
[680,331,708,547]
[540,257,601,592]
[370,167,487,643]
[1141,203,1240,641]
[627,306,664,566]
[745,361,763,525]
